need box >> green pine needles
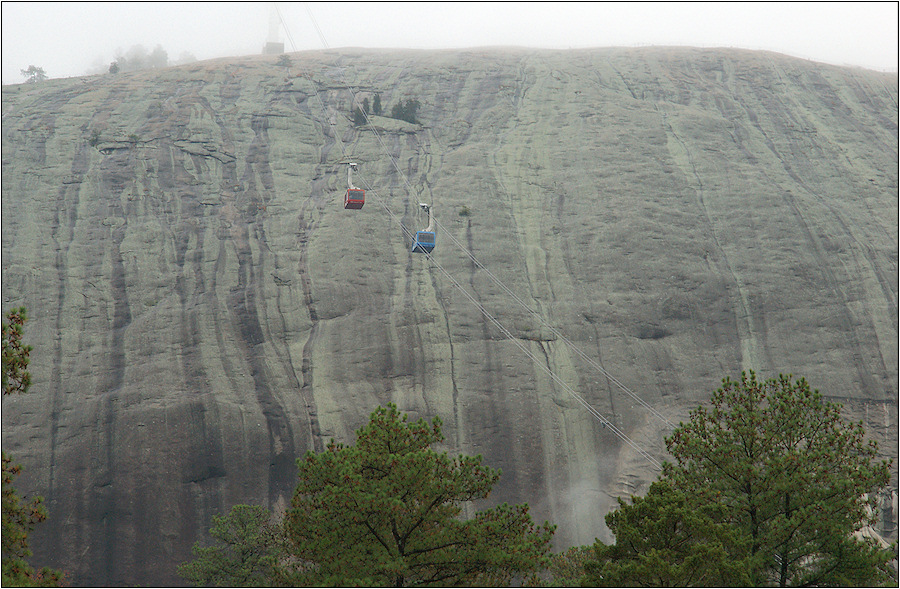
[283,404,554,586]
[179,404,554,587]
[585,371,895,587]
[2,308,65,586]
[176,505,282,587]
[178,375,894,586]
[2,307,32,397]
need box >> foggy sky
[1,1,898,85]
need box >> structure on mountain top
[263,3,285,55]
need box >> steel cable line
[280,3,663,468]
[427,214,676,429]
[410,244,665,469]
[276,3,666,469]
[314,36,673,430]
[348,87,674,430]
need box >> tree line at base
[178,374,895,587]
[2,308,896,586]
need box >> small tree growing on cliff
[390,98,421,124]
[282,404,555,586]
[373,93,382,116]
[352,106,367,126]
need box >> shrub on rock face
[373,93,382,116]
[390,98,421,124]
[353,107,367,126]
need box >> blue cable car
[343,163,364,209]
[411,203,435,254]
[412,230,435,253]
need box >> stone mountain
[2,47,897,586]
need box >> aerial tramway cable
[291,21,672,431]
[275,4,666,470]
[278,3,664,469]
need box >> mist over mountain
[2,47,897,586]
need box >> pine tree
[390,98,421,124]
[541,545,594,587]
[373,93,382,116]
[584,372,894,587]
[2,308,31,396]
[2,308,65,586]
[282,404,554,586]
[584,480,751,586]
[353,107,366,126]
[177,505,283,587]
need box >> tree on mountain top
[19,66,46,84]
[111,44,169,73]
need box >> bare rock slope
[2,48,897,586]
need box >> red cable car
[344,188,365,209]
[343,162,364,209]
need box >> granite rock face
[2,48,897,586]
